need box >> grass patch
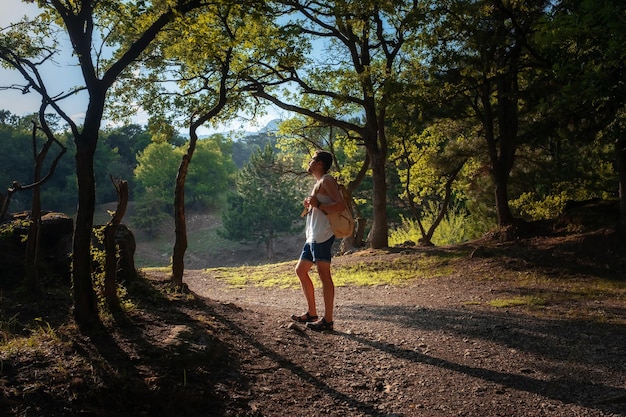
[141,266,172,273]
[488,296,547,308]
[514,274,626,303]
[0,316,62,356]
[205,261,298,289]
[333,256,453,286]
[203,250,463,288]
[187,226,241,255]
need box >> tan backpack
[326,181,355,238]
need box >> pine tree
[220,144,301,259]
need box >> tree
[232,130,278,168]
[0,0,208,329]
[221,144,301,258]
[111,1,279,284]
[0,112,35,213]
[134,141,180,205]
[391,119,470,246]
[99,124,152,195]
[0,107,67,297]
[185,136,236,209]
[538,0,626,227]
[425,0,551,230]
[250,0,425,248]
[132,135,236,235]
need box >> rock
[0,211,73,287]
[287,322,305,333]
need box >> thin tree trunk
[25,121,42,295]
[481,81,516,227]
[616,138,626,229]
[422,161,466,246]
[171,151,192,286]
[103,179,128,312]
[171,55,231,285]
[493,166,514,226]
[23,117,66,295]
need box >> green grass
[186,226,241,254]
[488,296,548,308]
[333,255,456,287]
[203,250,464,289]
[484,275,626,317]
[205,262,298,289]
[132,213,245,268]
[0,316,61,354]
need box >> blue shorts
[299,236,336,263]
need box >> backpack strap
[313,174,338,197]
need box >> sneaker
[291,312,318,323]
[306,318,334,332]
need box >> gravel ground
[179,246,626,417]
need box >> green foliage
[0,113,157,214]
[185,136,237,209]
[90,226,129,316]
[132,134,237,230]
[276,116,370,221]
[89,227,108,310]
[389,201,489,247]
[509,138,617,221]
[0,125,33,212]
[134,142,180,202]
[392,120,474,202]
[132,191,172,237]
[511,191,569,221]
[1,0,625,251]
[220,144,301,246]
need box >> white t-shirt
[305,175,335,243]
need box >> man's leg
[295,258,317,318]
[315,261,334,323]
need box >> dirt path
[180,269,626,417]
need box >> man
[292,150,346,331]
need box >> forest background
[0,0,625,331]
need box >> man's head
[311,150,333,173]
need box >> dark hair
[313,150,333,172]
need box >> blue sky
[0,1,281,135]
[0,1,88,123]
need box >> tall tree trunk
[171,56,230,285]
[495,61,519,226]
[481,73,518,227]
[171,154,190,286]
[25,122,44,296]
[72,135,100,330]
[616,138,626,229]
[171,134,197,286]
[367,147,389,249]
[492,165,514,225]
